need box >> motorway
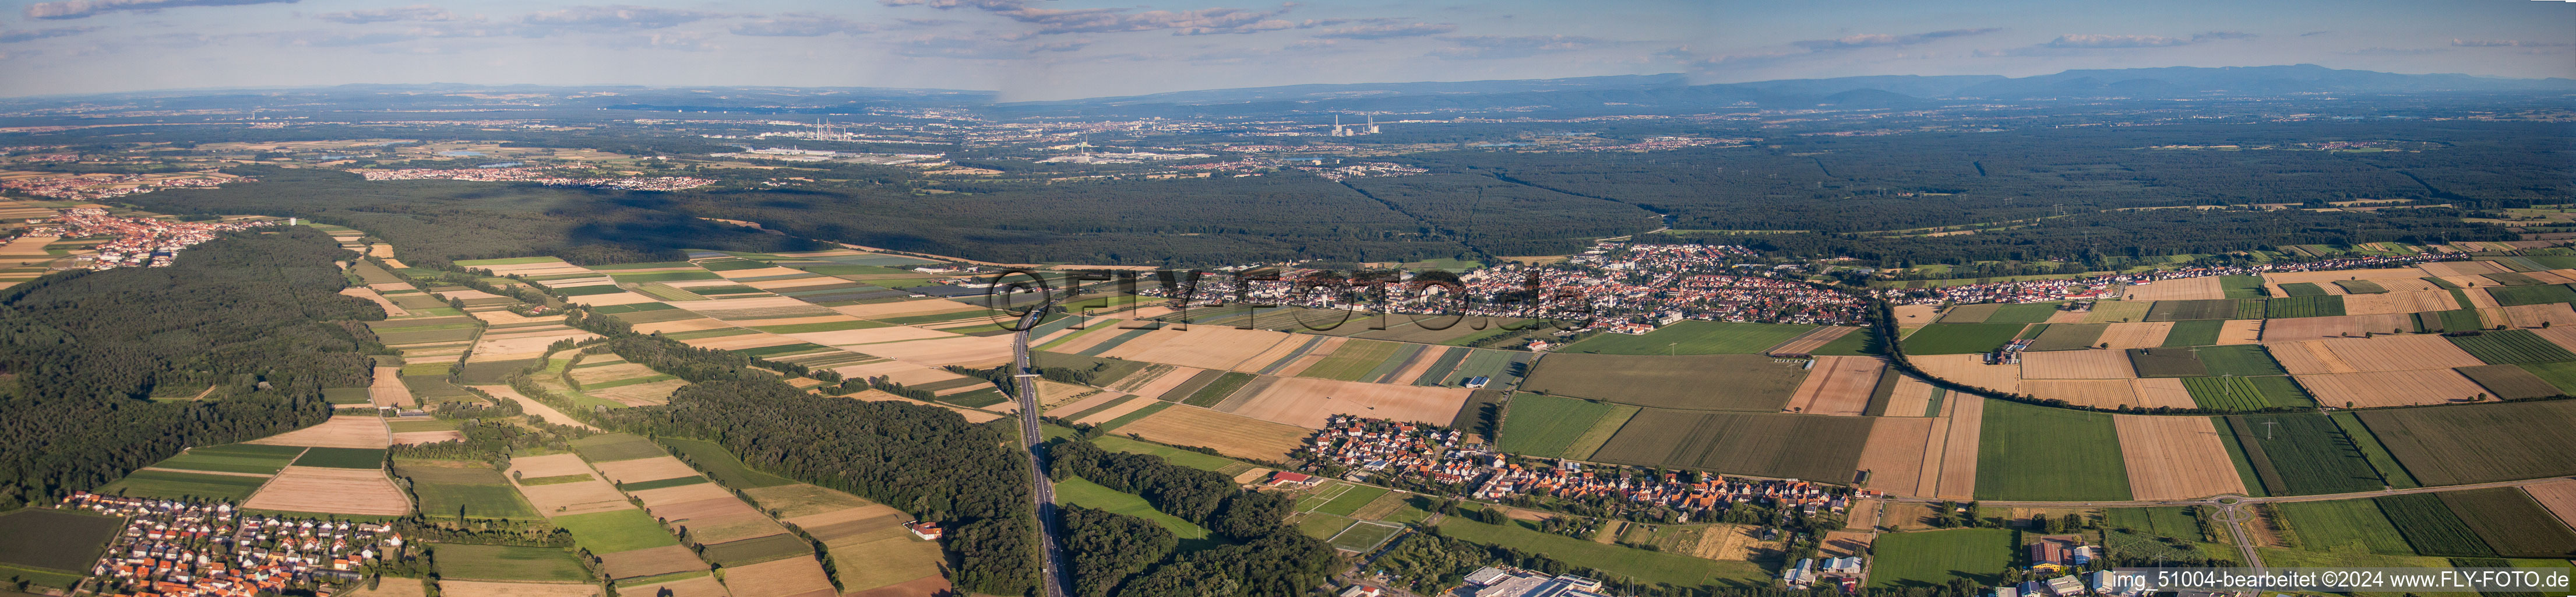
[1011,298,1072,597]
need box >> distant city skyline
[0,0,2568,100]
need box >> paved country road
[1011,297,1072,597]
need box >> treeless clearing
[1103,327,1299,371]
[630,483,735,509]
[1118,406,1313,461]
[2503,303,2576,328]
[783,326,959,345]
[592,457,699,484]
[2115,416,2247,500]
[1882,375,1938,417]
[2124,277,2225,301]
[2097,322,2175,350]
[341,287,409,317]
[438,581,601,597]
[712,556,835,597]
[1072,397,1159,426]
[2018,349,2137,380]
[1783,356,1884,416]
[2524,479,2576,530]
[598,545,704,580]
[371,367,414,408]
[2258,314,2415,340]
[2420,261,2510,277]
[1933,396,1983,500]
[1765,326,1861,356]
[248,414,389,448]
[858,335,1014,368]
[2296,369,2491,408]
[1912,354,2021,395]
[471,385,594,429]
[618,575,727,597]
[241,466,411,515]
[573,363,662,385]
[1222,376,1472,428]
[1858,417,1934,494]
[2341,290,2461,315]
[2216,319,2265,345]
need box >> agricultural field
[1589,410,1873,482]
[1518,353,1805,411]
[1433,517,1769,588]
[400,462,544,520]
[435,545,593,582]
[654,437,795,488]
[2197,345,2288,377]
[552,510,681,553]
[1866,528,2014,588]
[2222,414,2388,496]
[0,508,121,585]
[2279,282,2329,297]
[2454,364,2564,399]
[101,469,269,501]
[2375,493,2496,557]
[2102,507,2203,542]
[2445,329,2576,364]
[2483,283,2576,307]
[1494,394,1626,459]
[1974,400,2130,501]
[2126,347,2208,377]
[148,443,305,475]
[1900,324,2028,355]
[1558,321,1817,355]
[2275,499,2412,554]
[2265,295,2348,318]
[1985,303,2066,324]
[1056,476,1210,540]
[2159,319,2226,346]
[2438,487,2576,558]
[2024,323,2109,352]
[2179,376,2313,410]
[2146,299,2260,321]
[2520,360,2576,395]
[2115,415,2248,500]
[2359,400,2576,486]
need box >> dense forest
[1651,206,2517,266]
[0,229,381,508]
[1045,439,1331,597]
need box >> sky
[0,0,2569,100]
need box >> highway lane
[1011,298,1072,597]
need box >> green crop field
[1435,517,1768,588]
[2330,412,2418,489]
[1986,303,2065,324]
[2127,347,2209,377]
[571,433,668,462]
[419,483,543,519]
[2519,360,2576,395]
[702,534,812,566]
[2280,282,2329,297]
[1590,410,1873,482]
[2333,280,2388,294]
[1867,528,2014,588]
[2160,319,2226,347]
[434,544,592,581]
[2180,376,2313,410]
[1056,476,1210,540]
[2146,299,2258,321]
[2446,329,2576,364]
[1518,354,1805,411]
[2483,272,2546,286]
[2025,323,2109,352]
[2482,284,2576,307]
[2200,345,2289,377]
[608,270,722,283]
[0,509,121,575]
[2438,488,2576,558]
[2265,295,2346,318]
[2422,309,2486,332]
[2376,494,2496,557]
[1180,372,1253,407]
[2275,499,2412,554]
[2223,415,2386,495]
[1558,321,1817,355]
[1937,304,1997,324]
[153,446,301,475]
[1975,400,2130,501]
[2455,364,2563,399]
[1495,394,1621,458]
[2103,507,2203,541]
[2359,400,2576,486]
[656,437,797,488]
[1088,434,1241,472]
[1901,323,2028,354]
[618,476,708,491]
[1299,339,1403,381]
[2221,276,2267,299]
[552,509,681,553]
[101,469,267,501]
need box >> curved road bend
[1012,297,1072,597]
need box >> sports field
[1901,324,2027,354]
[1558,321,1817,354]
[1975,400,2130,501]
[1866,528,2014,588]
[1518,353,1805,411]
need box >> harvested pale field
[829,360,962,387]
[1858,417,1934,494]
[1267,336,1348,377]
[2502,303,2576,328]
[2018,349,2137,380]
[2097,322,2175,350]
[840,390,1003,423]
[2419,261,2511,277]
[2129,378,2194,408]
[830,298,986,319]
[1692,524,1777,561]
[473,330,600,361]
[2532,327,2576,354]
[2123,277,2225,301]
[437,289,508,301]
[371,367,414,408]
[654,507,781,543]
[1223,376,1472,428]
[712,266,807,280]
[508,461,632,517]
[1912,354,2021,395]
[1766,326,1862,356]
[1387,350,1447,384]
[2043,310,2089,324]
[1933,396,1984,500]
[2114,416,2247,500]
[2258,314,2416,341]
[395,431,465,445]
[248,415,389,449]
[572,363,661,385]
[1118,406,1313,461]
[2371,278,2445,293]
[1783,356,1884,416]
[861,335,1014,368]
[2296,369,2491,408]
[568,292,661,307]
[2458,286,2504,307]
[630,483,735,509]
[713,556,835,597]
[1121,366,1204,397]
[471,385,594,429]
[368,282,418,293]
[470,309,562,326]
[592,457,699,484]
[1821,530,1875,557]
[341,287,409,317]
[589,379,689,407]
[510,453,598,478]
[1883,375,1939,417]
[780,503,903,531]
[620,575,727,597]
[598,545,703,580]
[441,582,601,597]
[1043,392,1126,417]
[1102,327,1299,371]
[2216,319,2265,345]
[342,577,427,597]
[783,326,960,346]
[241,466,411,515]
[633,318,735,334]
[1072,397,1160,426]
[2341,290,2462,315]
[2267,335,2482,375]
[676,333,802,352]
[2524,479,2576,529]
[2532,269,2576,285]
[1892,304,1940,325]
[2022,380,2142,409]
